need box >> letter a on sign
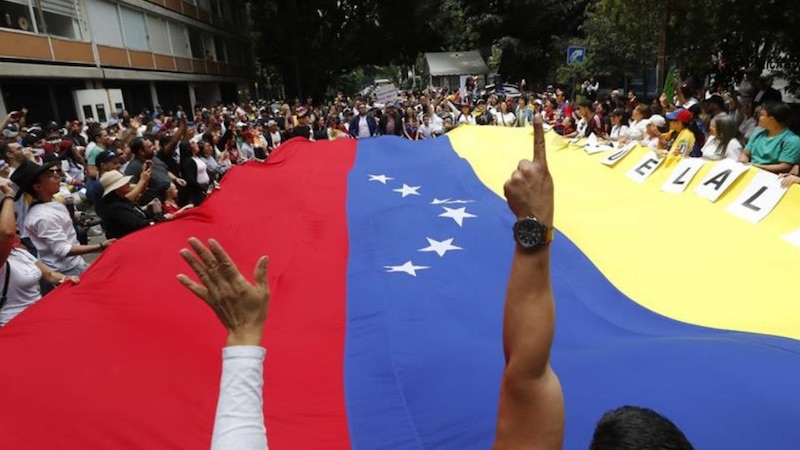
[600,142,636,167]
[694,159,749,202]
[626,151,663,183]
[725,170,788,223]
[661,158,706,194]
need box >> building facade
[0,0,253,124]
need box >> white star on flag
[393,184,421,198]
[439,206,477,227]
[431,198,474,205]
[368,174,394,184]
[419,237,463,257]
[384,261,431,277]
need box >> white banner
[725,170,788,223]
[600,142,636,166]
[661,158,706,194]
[626,151,663,183]
[693,159,750,202]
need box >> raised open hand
[177,238,270,346]
[503,115,554,226]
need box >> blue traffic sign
[567,46,586,65]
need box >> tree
[458,0,586,83]
[555,0,800,96]
[250,0,449,100]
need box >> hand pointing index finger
[532,114,547,168]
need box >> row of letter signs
[590,141,788,226]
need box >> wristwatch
[513,216,554,250]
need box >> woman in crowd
[312,116,329,141]
[701,115,743,161]
[494,101,516,127]
[404,115,420,140]
[0,183,80,328]
[178,140,210,206]
[661,109,696,157]
[59,140,86,187]
[99,170,174,239]
[607,108,630,142]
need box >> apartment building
[0,0,253,124]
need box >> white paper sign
[661,158,706,193]
[725,170,788,223]
[626,151,664,183]
[584,135,615,155]
[783,228,800,249]
[375,84,398,104]
[693,159,750,202]
[600,142,636,166]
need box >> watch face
[515,218,544,248]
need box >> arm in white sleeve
[212,346,268,450]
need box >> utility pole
[656,0,669,93]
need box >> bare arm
[493,115,564,450]
[0,188,17,267]
[126,164,151,202]
[754,162,793,174]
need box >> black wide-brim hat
[9,160,61,200]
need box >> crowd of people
[0,66,794,447]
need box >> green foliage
[566,0,800,94]
[459,0,586,82]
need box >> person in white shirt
[701,114,743,161]
[642,115,667,150]
[418,115,435,139]
[0,182,80,327]
[608,108,630,142]
[10,161,113,284]
[494,101,516,127]
[177,117,692,450]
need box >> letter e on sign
[661,158,706,194]
[694,159,749,202]
[626,151,663,183]
[725,170,788,223]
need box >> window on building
[146,15,171,55]
[168,22,190,58]
[188,27,204,59]
[202,33,215,60]
[0,1,36,33]
[120,7,148,51]
[39,0,80,39]
[195,0,211,11]
[214,36,226,62]
[85,0,123,47]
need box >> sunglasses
[47,167,63,177]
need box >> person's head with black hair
[589,406,694,450]
[760,101,792,128]
[130,137,154,161]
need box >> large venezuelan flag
[0,128,799,450]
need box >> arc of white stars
[368,174,394,184]
[384,261,430,277]
[438,206,477,227]
[393,184,421,198]
[418,237,463,257]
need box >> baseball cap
[648,114,666,128]
[95,150,118,167]
[666,108,692,124]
